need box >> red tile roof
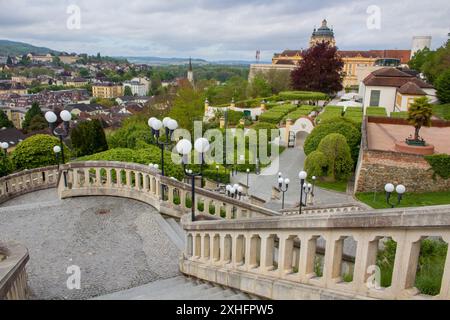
[363,67,434,89]
[398,81,427,95]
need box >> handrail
[57,161,279,220]
[0,242,29,300]
[180,205,450,300]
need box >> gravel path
[0,189,180,300]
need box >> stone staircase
[93,276,258,300]
[152,215,186,251]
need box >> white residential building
[123,77,150,96]
[359,68,436,115]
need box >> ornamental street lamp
[148,117,178,199]
[384,183,406,208]
[45,110,72,163]
[1,142,9,157]
[246,168,250,188]
[176,137,210,222]
[53,145,61,165]
[298,170,307,215]
[278,175,290,209]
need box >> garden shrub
[12,134,70,170]
[425,154,450,179]
[304,150,328,178]
[304,117,361,161]
[317,133,353,181]
[278,91,328,101]
[78,145,185,180]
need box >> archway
[286,117,314,147]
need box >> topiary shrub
[304,117,361,161]
[317,133,353,181]
[11,134,70,170]
[304,150,328,178]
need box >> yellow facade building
[269,19,412,89]
[92,83,123,98]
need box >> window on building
[369,90,381,106]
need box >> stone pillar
[285,118,293,145]
[219,117,225,129]
[168,186,174,203]
[390,234,422,298]
[180,190,187,209]
[214,201,221,216]
[439,235,450,299]
[260,100,266,111]
[106,169,112,187]
[204,198,211,215]
[143,174,149,191]
[95,168,101,186]
[298,235,317,282]
[225,205,233,219]
[239,119,245,126]
[353,235,378,295]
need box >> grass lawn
[312,179,348,193]
[356,191,450,209]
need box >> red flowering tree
[290,42,344,95]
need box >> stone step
[165,218,185,244]
[0,199,61,212]
[153,213,184,251]
[93,276,254,300]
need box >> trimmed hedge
[279,91,328,101]
[390,111,408,119]
[259,104,297,123]
[283,105,315,122]
[366,107,387,116]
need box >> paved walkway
[0,189,180,300]
[231,146,356,211]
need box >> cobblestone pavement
[0,189,180,300]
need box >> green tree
[407,97,433,141]
[79,68,90,78]
[124,86,133,96]
[0,110,14,128]
[317,133,353,181]
[435,69,450,104]
[11,134,70,170]
[408,47,432,71]
[169,85,205,132]
[22,102,43,131]
[304,150,328,178]
[28,114,48,131]
[247,75,272,98]
[6,56,12,65]
[70,119,108,157]
[422,41,450,84]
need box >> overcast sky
[0,0,448,61]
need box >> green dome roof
[312,19,334,37]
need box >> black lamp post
[298,170,307,214]
[176,138,210,222]
[278,174,290,209]
[148,117,178,199]
[45,110,72,163]
[216,165,220,187]
[384,183,406,208]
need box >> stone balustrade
[180,205,450,300]
[0,165,59,204]
[57,161,279,220]
[280,203,368,216]
[0,242,29,300]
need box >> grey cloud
[0,0,448,60]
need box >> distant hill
[124,56,270,66]
[0,40,60,57]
